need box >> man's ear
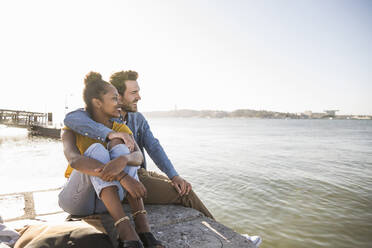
[92,98,102,109]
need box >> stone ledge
[4,204,256,247]
[100,204,255,248]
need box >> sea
[0,118,371,248]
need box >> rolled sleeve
[64,108,112,142]
[141,116,179,179]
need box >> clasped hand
[95,156,128,182]
[94,157,147,199]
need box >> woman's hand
[95,156,128,181]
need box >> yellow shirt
[64,121,132,178]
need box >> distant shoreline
[143,109,372,120]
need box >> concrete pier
[1,175,256,247]
[102,204,256,248]
[4,205,256,247]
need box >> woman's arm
[62,129,105,176]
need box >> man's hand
[119,172,147,199]
[95,156,128,181]
[107,131,135,151]
[171,176,192,196]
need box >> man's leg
[138,168,215,219]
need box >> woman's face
[99,85,121,118]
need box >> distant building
[304,111,312,117]
[324,110,339,117]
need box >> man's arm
[140,115,179,179]
[64,108,134,150]
[64,108,112,143]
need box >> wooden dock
[0,109,50,126]
[0,109,61,139]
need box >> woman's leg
[58,169,96,216]
[82,143,125,213]
[100,186,139,242]
[58,143,112,215]
[109,143,149,230]
[83,143,140,243]
[109,142,164,247]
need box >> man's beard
[120,102,138,112]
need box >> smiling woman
[82,72,122,122]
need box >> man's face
[119,80,141,112]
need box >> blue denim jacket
[64,108,179,179]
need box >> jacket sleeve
[63,108,112,142]
[141,115,179,179]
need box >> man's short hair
[110,70,138,95]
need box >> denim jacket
[64,108,179,179]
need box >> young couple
[58,70,213,248]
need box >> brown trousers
[137,168,214,219]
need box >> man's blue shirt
[64,108,179,179]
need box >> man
[64,70,214,219]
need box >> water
[1,119,372,248]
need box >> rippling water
[1,119,372,248]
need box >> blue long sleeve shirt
[63,108,179,179]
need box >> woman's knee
[84,143,110,163]
[109,143,130,159]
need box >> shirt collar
[120,113,128,124]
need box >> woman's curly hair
[83,71,111,114]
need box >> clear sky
[0,0,371,123]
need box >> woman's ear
[92,98,102,109]
[118,94,123,104]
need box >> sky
[0,0,371,124]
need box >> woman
[58,72,163,248]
